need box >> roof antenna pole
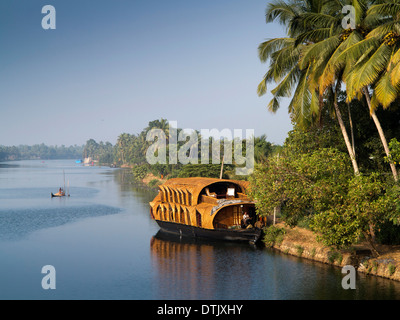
[219,154,224,179]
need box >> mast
[219,155,224,179]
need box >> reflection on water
[150,230,254,299]
[150,231,400,300]
[150,230,314,300]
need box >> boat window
[188,192,192,206]
[178,191,183,204]
[186,209,191,226]
[182,190,187,205]
[196,210,202,228]
[180,207,185,224]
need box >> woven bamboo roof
[158,177,250,206]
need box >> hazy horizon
[0,0,292,147]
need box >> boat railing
[201,193,249,205]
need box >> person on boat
[255,217,265,229]
[241,211,250,228]
[59,187,62,194]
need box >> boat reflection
[150,230,261,299]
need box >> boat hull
[51,192,66,198]
[155,220,262,244]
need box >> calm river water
[1,159,400,300]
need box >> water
[1,160,400,300]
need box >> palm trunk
[363,231,380,258]
[363,88,399,182]
[333,83,360,175]
[347,102,355,156]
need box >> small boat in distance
[149,177,263,244]
[51,188,66,198]
[51,170,70,198]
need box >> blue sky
[0,0,292,147]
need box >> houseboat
[149,177,263,244]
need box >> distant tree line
[0,144,84,161]
[1,120,280,183]
[82,118,281,180]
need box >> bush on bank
[249,126,400,256]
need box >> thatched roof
[158,177,250,206]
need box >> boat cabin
[150,177,261,242]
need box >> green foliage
[385,138,400,164]
[83,139,115,164]
[295,245,304,257]
[176,164,232,179]
[262,226,286,247]
[249,144,352,227]
[111,118,276,179]
[388,263,396,276]
[251,0,400,248]
[250,124,400,251]
[148,179,162,188]
[327,250,343,264]
[132,165,149,181]
[311,173,399,250]
[311,205,362,249]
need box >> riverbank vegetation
[0,144,84,161]
[81,118,282,183]
[250,0,400,257]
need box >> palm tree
[116,133,133,164]
[258,0,361,175]
[333,1,400,182]
[144,118,170,141]
[298,0,399,182]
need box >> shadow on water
[0,163,20,169]
[0,205,121,241]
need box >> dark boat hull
[51,193,62,198]
[155,220,262,244]
[51,193,67,198]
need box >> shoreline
[267,223,400,282]
[139,172,400,282]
